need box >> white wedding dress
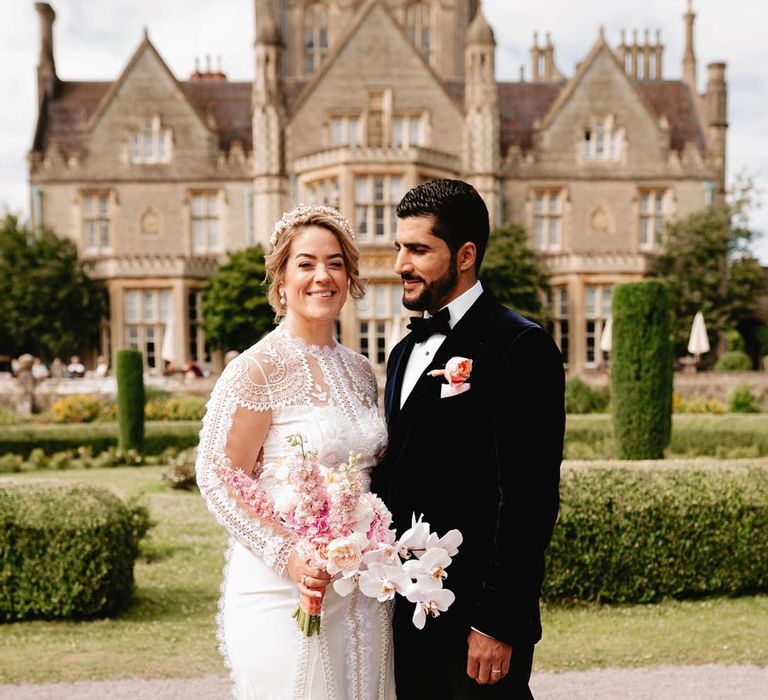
[196,324,396,700]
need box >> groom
[373,180,565,698]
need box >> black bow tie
[407,307,451,343]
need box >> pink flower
[427,356,473,385]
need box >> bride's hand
[287,551,332,616]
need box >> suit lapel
[386,333,417,428]
[396,292,493,423]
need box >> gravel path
[2,665,766,699]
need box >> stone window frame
[637,187,669,251]
[328,114,363,148]
[405,1,432,62]
[189,190,223,254]
[80,189,114,255]
[304,176,341,209]
[303,1,329,75]
[354,174,405,244]
[531,188,565,252]
[123,287,172,370]
[130,115,173,165]
[581,114,624,163]
[584,283,613,369]
[549,285,570,366]
[391,113,427,149]
[356,282,409,367]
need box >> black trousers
[393,637,535,699]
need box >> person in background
[31,357,50,380]
[50,357,65,379]
[66,355,85,378]
[94,355,109,377]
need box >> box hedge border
[545,460,768,603]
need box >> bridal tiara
[269,204,356,250]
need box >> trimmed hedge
[545,461,768,603]
[0,481,149,620]
[117,349,145,452]
[611,281,673,459]
[565,414,768,460]
[0,422,200,459]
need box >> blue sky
[1,0,766,259]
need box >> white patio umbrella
[687,311,710,358]
[161,312,178,366]
[600,316,613,353]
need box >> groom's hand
[466,630,512,685]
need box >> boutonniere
[427,357,473,398]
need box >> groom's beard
[401,253,458,313]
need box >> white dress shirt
[399,281,483,408]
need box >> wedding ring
[491,669,502,674]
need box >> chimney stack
[35,2,58,105]
[683,0,697,90]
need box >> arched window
[405,2,431,61]
[304,3,329,74]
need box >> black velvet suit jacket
[372,292,565,654]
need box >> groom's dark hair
[396,179,490,272]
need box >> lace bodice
[196,324,387,574]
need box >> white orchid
[403,547,453,584]
[358,563,411,602]
[332,569,360,597]
[363,544,400,567]
[425,529,463,557]
[396,513,431,559]
[405,578,456,630]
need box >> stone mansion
[28,0,726,375]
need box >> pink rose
[427,356,473,384]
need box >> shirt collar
[425,281,483,329]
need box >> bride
[196,204,396,700]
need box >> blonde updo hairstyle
[265,205,365,319]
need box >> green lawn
[1,465,766,683]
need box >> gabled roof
[83,33,212,134]
[537,33,662,135]
[288,0,462,117]
[638,81,706,153]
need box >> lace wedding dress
[196,324,395,700]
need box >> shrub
[50,395,104,424]
[0,422,199,458]
[117,349,145,453]
[611,281,673,459]
[145,395,207,421]
[0,481,150,620]
[728,385,760,413]
[0,407,19,426]
[162,448,198,490]
[715,351,753,371]
[672,393,725,414]
[565,378,609,414]
[544,462,768,603]
[726,329,746,352]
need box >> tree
[0,214,106,360]
[655,185,766,357]
[201,245,274,352]
[479,223,550,326]
[611,281,673,460]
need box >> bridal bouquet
[218,434,462,636]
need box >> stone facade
[29,0,726,375]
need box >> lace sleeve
[195,351,295,575]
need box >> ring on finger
[301,574,308,587]
[491,669,502,674]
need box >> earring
[279,290,286,306]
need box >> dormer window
[304,3,329,75]
[582,115,623,162]
[131,116,172,164]
[329,115,362,147]
[406,2,431,61]
[392,115,425,148]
